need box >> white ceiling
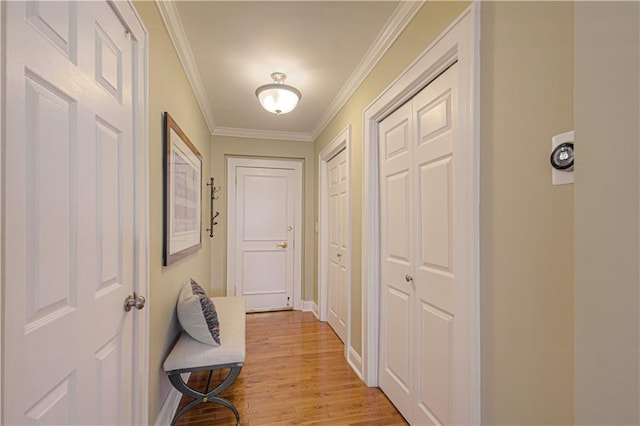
[158,1,422,141]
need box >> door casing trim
[361,3,480,424]
[116,1,150,423]
[0,1,5,420]
[226,157,303,311]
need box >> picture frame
[163,112,202,266]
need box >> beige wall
[313,0,470,356]
[574,2,640,424]
[480,2,574,424]
[133,2,213,423]
[132,1,640,424]
[209,136,315,302]
[314,1,574,424]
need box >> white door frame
[226,157,303,310]
[0,2,4,420]
[121,1,150,423]
[0,1,149,423]
[361,3,480,424]
[318,126,352,356]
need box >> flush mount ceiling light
[255,72,301,115]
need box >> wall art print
[164,112,202,265]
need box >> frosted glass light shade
[255,73,301,115]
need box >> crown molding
[311,0,424,140]
[156,0,216,134]
[157,0,423,140]
[213,127,313,143]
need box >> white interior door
[412,63,458,426]
[3,1,140,424]
[327,149,348,343]
[379,63,459,425]
[232,164,298,311]
[378,100,415,418]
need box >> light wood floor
[175,310,407,425]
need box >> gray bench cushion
[163,297,246,372]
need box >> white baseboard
[303,300,319,319]
[347,346,363,379]
[154,373,190,426]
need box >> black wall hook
[206,177,220,238]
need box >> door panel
[385,171,412,263]
[385,286,412,392]
[327,148,348,342]
[378,63,458,425]
[338,158,348,334]
[24,374,75,424]
[418,157,453,273]
[25,1,76,60]
[413,64,458,426]
[378,101,414,417]
[235,166,295,311]
[4,2,135,423]
[242,250,287,293]
[24,75,76,328]
[242,174,289,240]
[416,302,454,425]
[95,336,124,425]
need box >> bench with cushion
[163,280,246,425]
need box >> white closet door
[412,63,458,425]
[327,148,348,343]
[378,63,459,425]
[378,101,415,417]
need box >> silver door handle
[277,242,288,248]
[405,275,413,282]
[124,293,146,312]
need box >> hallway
[175,311,407,425]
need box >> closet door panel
[416,301,454,425]
[413,63,458,426]
[378,101,415,418]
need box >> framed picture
[164,112,202,265]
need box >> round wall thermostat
[550,142,574,171]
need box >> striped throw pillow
[176,279,221,345]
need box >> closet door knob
[405,274,413,282]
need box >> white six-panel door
[379,100,415,418]
[233,165,296,311]
[412,63,458,426]
[327,149,348,343]
[379,63,459,425]
[3,1,138,424]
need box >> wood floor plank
[174,310,407,425]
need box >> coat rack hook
[206,177,220,238]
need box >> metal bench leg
[168,365,242,425]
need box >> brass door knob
[277,242,288,248]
